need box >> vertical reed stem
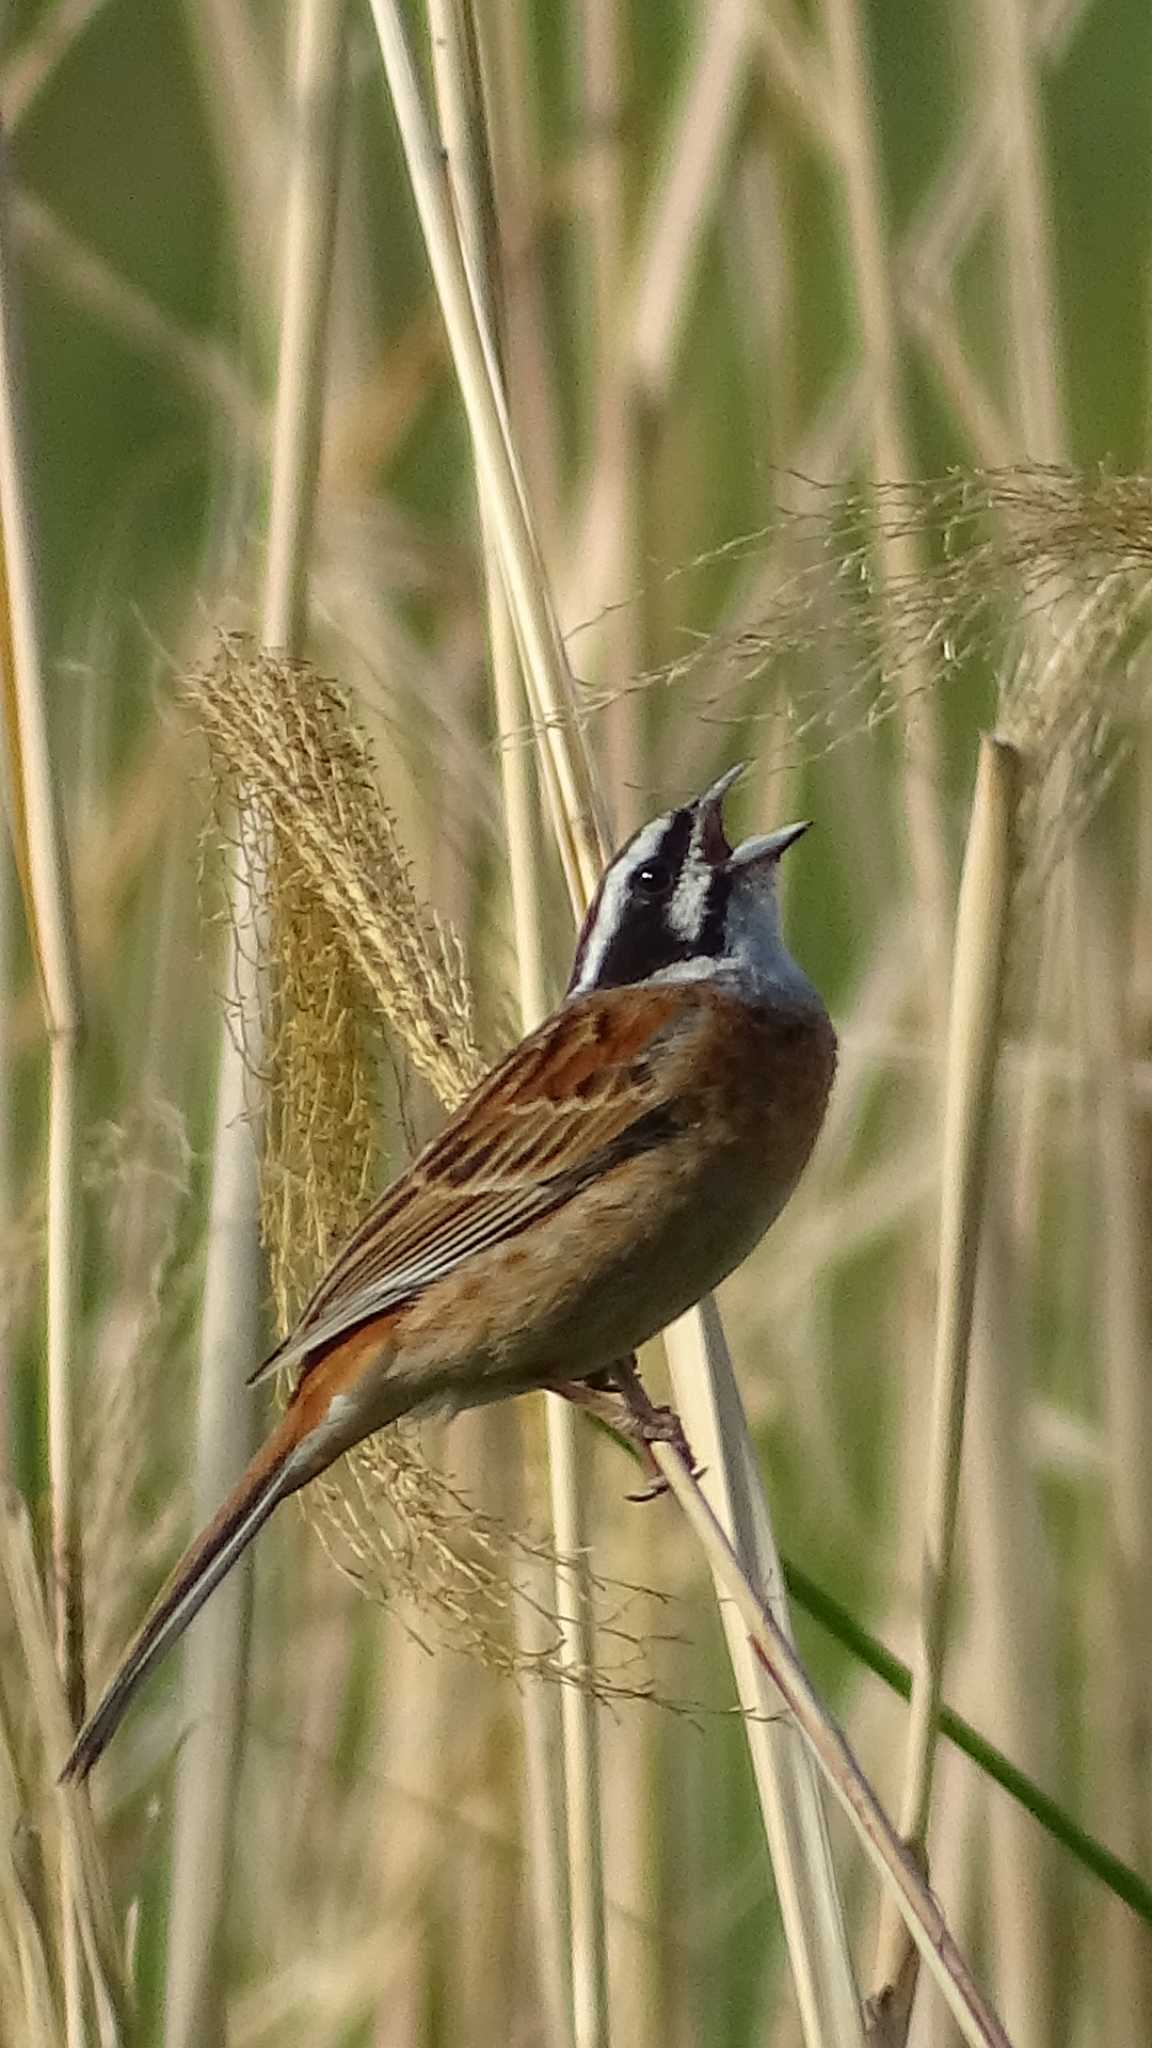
[0,127,87,2048]
[426,11,603,2037]
[876,735,1022,1987]
[165,7,348,2042]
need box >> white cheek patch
[666,855,712,940]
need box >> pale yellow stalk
[877,738,1022,1990]
[647,1443,1012,2048]
[426,10,599,2038]
[165,7,349,2043]
[0,132,88,2048]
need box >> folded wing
[254,987,692,1384]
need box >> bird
[62,764,836,1780]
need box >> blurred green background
[3,3,1152,2045]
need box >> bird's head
[567,766,812,998]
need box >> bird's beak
[725,818,811,871]
[692,762,746,865]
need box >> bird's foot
[553,1357,699,1501]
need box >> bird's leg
[551,1355,698,1501]
[607,1355,702,1499]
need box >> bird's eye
[633,859,673,898]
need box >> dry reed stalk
[80,1099,195,1689]
[0,134,89,2048]
[0,129,85,1724]
[564,0,642,828]
[178,0,281,314]
[744,0,836,150]
[904,1685,983,2048]
[567,1,651,1923]
[977,0,1066,462]
[646,1443,1011,2048]
[948,42,1064,2013]
[370,0,606,907]
[166,12,351,2041]
[0,1490,128,2044]
[426,11,589,2032]
[474,0,564,560]
[1,0,121,129]
[162,984,261,2048]
[1077,857,1152,2037]
[821,0,952,976]
[964,1227,1056,2048]
[835,449,1152,2028]
[900,1,1076,465]
[0,1615,61,2046]
[875,737,1022,1990]
[662,1302,866,2046]
[626,3,750,402]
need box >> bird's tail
[62,1428,299,1782]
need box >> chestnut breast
[395,982,836,1398]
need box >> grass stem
[877,735,1022,1987]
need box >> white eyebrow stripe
[569,816,668,994]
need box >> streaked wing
[256,986,691,1383]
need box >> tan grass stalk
[512,1552,580,2048]
[0,128,85,1723]
[178,0,281,309]
[0,1489,128,2044]
[0,1608,63,2043]
[0,136,87,2048]
[955,39,1063,2018]
[964,1223,1056,2048]
[366,0,604,906]
[1077,856,1152,2035]
[875,736,1022,1990]
[472,1,564,560]
[626,3,751,400]
[262,0,350,658]
[426,13,603,2037]
[821,0,952,969]
[485,544,575,2048]
[645,1446,1012,2048]
[564,0,642,826]
[950,40,1064,2013]
[663,1303,865,2048]
[166,10,350,2043]
[572,0,651,2022]
[976,0,1065,461]
[161,971,262,2048]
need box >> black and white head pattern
[567,798,733,996]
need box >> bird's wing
[254,985,697,1383]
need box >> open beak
[692,762,746,866]
[690,765,810,872]
[725,818,811,870]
